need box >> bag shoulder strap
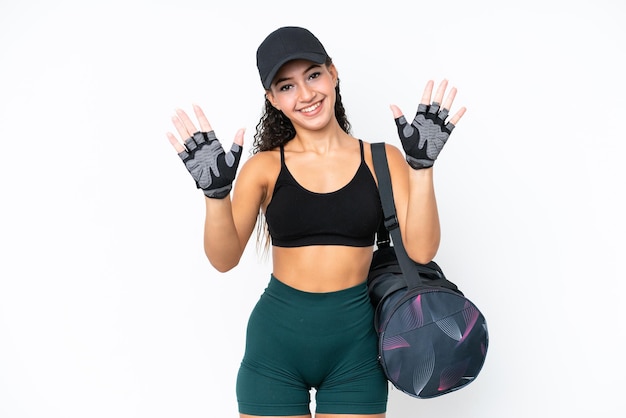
[371,143,397,234]
[371,142,423,287]
[371,143,462,294]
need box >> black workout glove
[178,131,242,199]
[395,102,455,169]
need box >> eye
[279,83,293,92]
[308,71,321,80]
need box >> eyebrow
[273,63,322,86]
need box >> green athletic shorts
[236,275,388,416]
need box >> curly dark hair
[251,59,352,154]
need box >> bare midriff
[271,245,374,292]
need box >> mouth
[299,101,322,114]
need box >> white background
[1,0,624,417]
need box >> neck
[290,120,350,152]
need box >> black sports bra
[265,140,382,248]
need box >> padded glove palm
[396,103,455,169]
[178,130,242,199]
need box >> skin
[167,60,465,418]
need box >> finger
[420,80,435,105]
[176,108,199,136]
[432,79,448,105]
[166,132,186,153]
[442,87,457,112]
[171,114,191,140]
[389,104,404,119]
[193,104,213,132]
[233,128,245,146]
[448,106,467,126]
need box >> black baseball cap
[256,26,329,90]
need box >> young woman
[167,26,465,418]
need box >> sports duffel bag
[368,142,489,398]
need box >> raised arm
[166,104,261,272]
[388,79,466,264]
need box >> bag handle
[371,142,424,289]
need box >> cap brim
[262,52,328,89]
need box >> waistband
[267,274,368,303]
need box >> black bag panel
[367,246,462,307]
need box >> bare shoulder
[364,141,408,171]
[234,149,281,206]
[362,141,408,186]
[382,142,405,162]
[240,151,280,177]
[370,142,409,192]
[362,140,403,158]
[380,143,407,172]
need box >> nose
[299,83,315,102]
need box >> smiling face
[265,59,339,133]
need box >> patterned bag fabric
[368,143,489,398]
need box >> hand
[167,105,244,199]
[391,80,466,169]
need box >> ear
[328,63,339,86]
[265,92,280,110]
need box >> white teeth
[301,102,320,113]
